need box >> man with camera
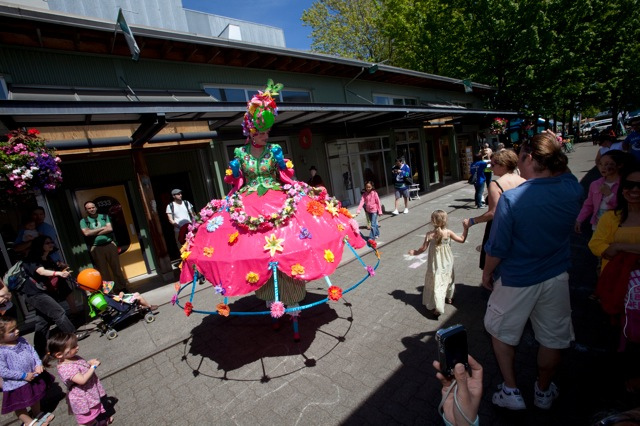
[391,157,411,215]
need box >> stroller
[77,268,155,340]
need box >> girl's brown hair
[491,149,519,172]
[0,316,17,340]
[43,332,78,367]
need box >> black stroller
[78,268,155,340]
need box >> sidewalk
[4,141,637,426]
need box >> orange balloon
[76,268,102,291]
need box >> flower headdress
[242,79,284,136]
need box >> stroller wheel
[144,312,155,323]
[106,329,118,340]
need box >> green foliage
[303,0,640,115]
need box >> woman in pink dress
[179,81,366,323]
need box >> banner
[116,9,140,61]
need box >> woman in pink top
[356,181,383,240]
[575,150,629,233]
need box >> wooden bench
[408,183,420,200]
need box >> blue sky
[182,0,315,50]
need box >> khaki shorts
[484,272,574,349]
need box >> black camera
[436,324,470,377]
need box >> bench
[408,183,420,200]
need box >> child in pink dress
[356,181,383,240]
[44,332,112,426]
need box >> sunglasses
[44,241,55,245]
[622,180,640,190]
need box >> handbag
[404,176,413,185]
[467,172,477,185]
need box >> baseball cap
[171,189,182,196]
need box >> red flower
[184,302,193,317]
[328,286,343,301]
[367,239,377,249]
[27,128,40,136]
[307,200,325,216]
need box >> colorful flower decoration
[490,117,508,135]
[366,265,375,277]
[216,303,230,317]
[328,286,343,301]
[206,216,224,232]
[0,128,63,205]
[263,233,285,257]
[299,227,312,239]
[228,231,239,245]
[324,249,335,263]
[291,264,305,276]
[286,160,293,169]
[325,201,339,217]
[228,189,303,231]
[214,283,226,295]
[246,271,259,284]
[174,282,181,292]
[181,250,191,261]
[337,224,345,231]
[184,302,193,317]
[367,239,378,250]
[225,168,232,176]
[307,200,325,216]
[270,301,285,318]
[203,246,214,257]
[339,207,352,218]
[171,294,177,306]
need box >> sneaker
[534,381,558,409]
[391,209,399,215]
[76,331,90,341]
[403,208,409,214]
[492,383,526,410]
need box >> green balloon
[253,108,275,132]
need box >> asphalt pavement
[3,141,639,426]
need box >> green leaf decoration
[257,184,268,196]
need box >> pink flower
[270,301,285,318]
[171,294,177,305]
[366,265,375,277]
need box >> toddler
[409,210,468,317]
[44,332,112,426]
[0,312,54,426]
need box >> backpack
[467,167,478,185]
[169,201,194,222]
[3,261,29,292]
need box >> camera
[436,324,470,377]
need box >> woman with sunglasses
[22,235,88,357]
[589,163,640,391]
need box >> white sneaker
[403,208,409,214]
[534,381,558,410]
[492,383,526,410]
[391,209,399,215]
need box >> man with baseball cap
[166,189,195,247]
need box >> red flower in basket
[328,286,343,301]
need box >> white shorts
[484,272,574,349]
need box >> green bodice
[234,143,283,194]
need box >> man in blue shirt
[391,157,411,215]
[482,132,583,411]
[624,116,640,163]
[469,155,487,208]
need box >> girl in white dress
[409,210,468,317]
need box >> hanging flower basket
[0,129,63,205]
[489,118,508,135]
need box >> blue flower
[214,283,226,295]
[299,227,312,239]
[206,216,224,232]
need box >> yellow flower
[180,251,191,261]
[228,232,239,244]
[325,201,339,217]
[286,160,293,169]
[246,272,259,284]
[284,206,292,213]
[291,263,305,276]
[271,213,279,219]
[203,247,214,257]
[324,249,335,263]
[263,233,285,257]
[225,168,232,176]
[337,224,345,231]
